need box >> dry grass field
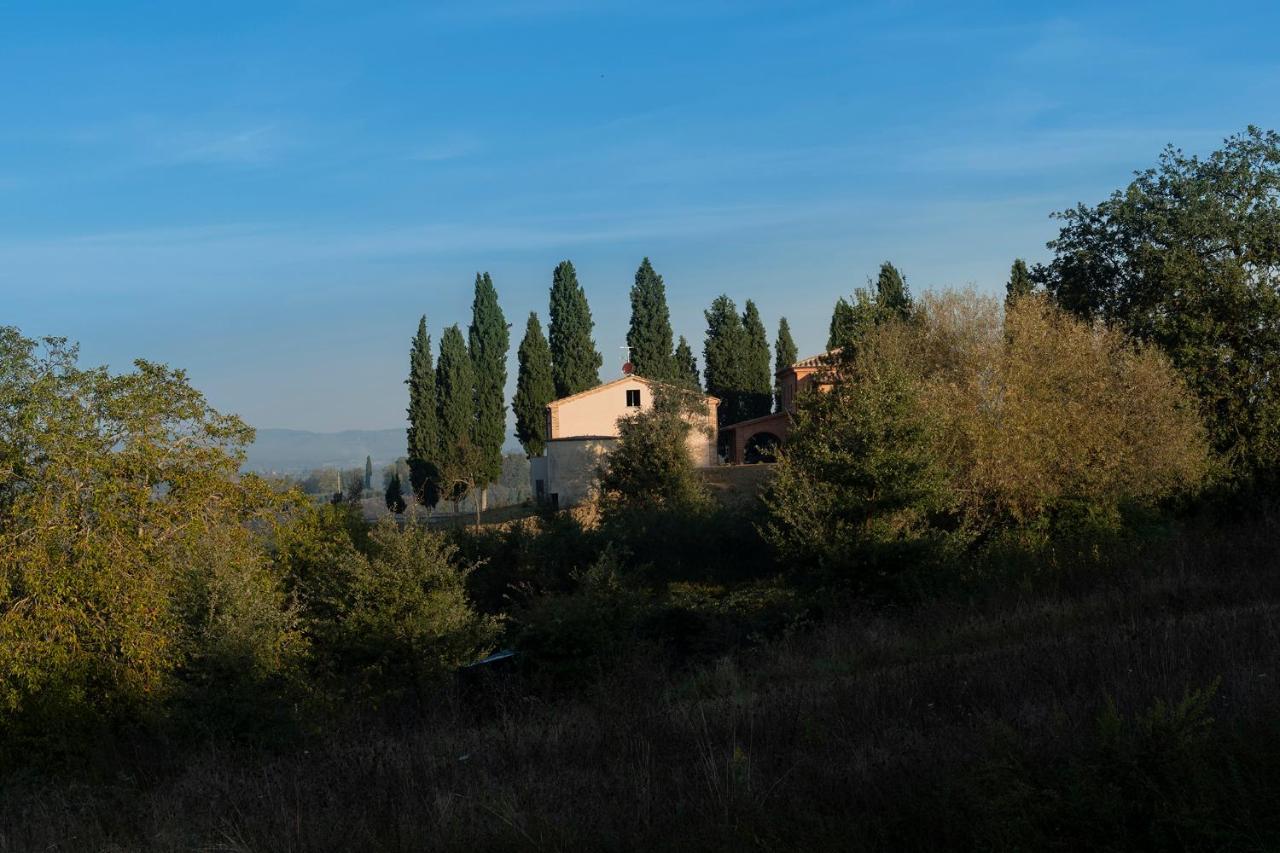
[5,511,1279,852]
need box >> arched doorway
[743,431,781,464]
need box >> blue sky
[3,1,1278,436]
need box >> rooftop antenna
[619,344,634,376]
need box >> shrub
[762,354,954,585]
[278,511,499,703]
[763,291,1211,586]
[512,546,650,683]
[597,384,711,517]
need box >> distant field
[242,428,407,474]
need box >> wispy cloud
[0,200,854,294]
[152,124,288,166]
[903,127,1223,175]
[5,117,294,170]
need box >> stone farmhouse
[529,370,719,508]
[530,351,834,507]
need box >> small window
[626,389,641,407]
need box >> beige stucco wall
[549,377,652,439]
[542,437,618,506]
[549,377,718,469]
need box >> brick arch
[743,430,782,464]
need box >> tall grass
[3,512,1280,851]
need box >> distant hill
[243,428,405,474]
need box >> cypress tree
[435,325,475,506]
[548,260,602,398]
[406,316,440,507]
[468,272,509,491]
[774,317,797,412]
[876,261,912,319]
[828,297,856,350]
[741,299,772,420]
[703,295,751,427]
[1006,258,1034,307]
[674,335,700,390]
[384,472,406,514]
[513,311,555,458]
[364,455,373,491]
[626,257,675,380]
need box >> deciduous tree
[1037,126,1280,487]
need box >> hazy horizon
[4,1,1277,432]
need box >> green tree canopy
[406,316,440,507]
[0,328,303,740]
[1005,258,1034,307]
[626,257,675,380]
[828,262,914,353]
[774,317,798,412]
[468,272,509,487]
[828,297,857,350]
[513,312,555,458]
[598,387,709,517]
[1036,126,1280,486]
[703,295,752,427]
[384,472,406,514]
[673,335,700,389]
[548,260,602,398]
[434,325,475,506]
[875,261,912,320]
[764,291,1210,584]
[741,299,773,420]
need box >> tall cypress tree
[364,455,373,491]
[468,272,509,492]
[435,325,475,506]
[774,317,797,412]
[513,311,555,458]
[626,257,675,380]
[828,297,856,349]
[703,295,751,427]
[548,260,602,398]
[1006,258,1034,307]
[406,315,440,507]
[741,299,772,420]
[673,335,700,390]
[384,472,406,514]
[876,261,912,319]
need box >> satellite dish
[622,361,635,375]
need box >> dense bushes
[281,513,500,702]
[0,330,304,749]
[764,292,1210,587]
[0,329,498,757]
